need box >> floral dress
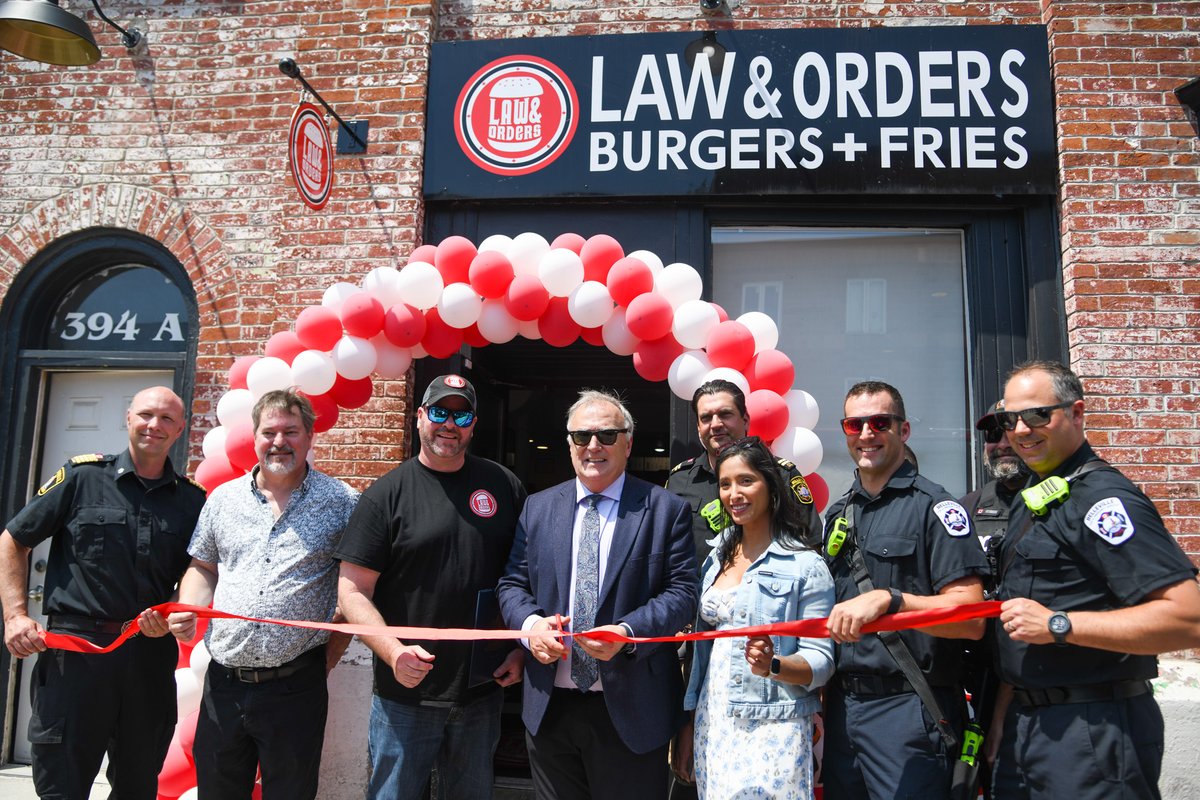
[693,584,814,799]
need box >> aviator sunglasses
[424,405,475,427]
[840,414,904,436]
[994,401,1074,431]
[568,428,628,446]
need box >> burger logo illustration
[454,55,578,176]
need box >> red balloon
[224,421,258,471]
[434,235,477,285]
[468,250,515,299]
[194,455,241,494]
[624,292,674,341]
[607,257,655,307]
[421,308,464,359]
[804,472,830,514]
[339,293,385,339]
[463,323,489,349]
[505,274,551,321]
[746,349,796,396]
[711,302,729,323]
[157,735,196,798]
[408,243,438,265]
[580,325,606,347]
[227,356,260,390]
[579,234,625,283]
[301,391,340,433]
[383,303,426,348]
[295,306,343,351]
[550,232,586,253]
[746,389,790,442]
[264,332,305,365]
[706,320,755,372]
[632,334,683,382]
[539,297,581,348]
[328,374,374,409]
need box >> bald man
[0,386,206,800]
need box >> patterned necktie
[571,494,602,691]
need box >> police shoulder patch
[933,500,971,537]
[70,453,105,464]
[37,466,65,496]
[1084,497,1135,545]
[790,475,814,505]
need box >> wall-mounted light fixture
[0,0,143,66]
[1176,76,1200,137]
[699,0,731,16]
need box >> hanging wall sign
[289,102,334,209]
[424,26,1056,200]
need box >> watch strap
[886,587,904,615]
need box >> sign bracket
[278,58,369,154]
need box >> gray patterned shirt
[189,466,359,668]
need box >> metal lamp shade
[0,0,100,66]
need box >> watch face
[770,656,782,675]
[1049,614,1070,635]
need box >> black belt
[837,673,915,696]
[46,614,127,635]
[218,646,324,684]
[1012,679,1151,708]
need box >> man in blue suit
[498,389,699,800]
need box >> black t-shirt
[334,455,526,704]
[995,442,1197,689]
[5,451,204,622]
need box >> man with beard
[168,389,359,799]
[336,375,527,800]
[960,400,1031,552]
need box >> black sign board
[48,266,189,352]
[424,26,1056,200]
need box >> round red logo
[470,490,498,518]
[445,375,467,388]
[454,55,578,176]
[289,102,333,210]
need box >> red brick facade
[1,2,1196,552]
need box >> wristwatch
[1047,611,1072,645]
[769,656,782,677]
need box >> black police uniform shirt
[960,478,1021,550]
[823,460,989,685]
[334,454,526,705]
[5,451,205,624]
[666,454,820,569]
[995,441,1197,690]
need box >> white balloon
[772,427,823,475]
[702,367,750,398]
[477,299,519,344]
[672,299,720,350]
[290,350,337,396]
[331,336,377,381]
[627,248,664,274]
[668,351,713,401]
[189,640,211,681]
[738,311,780,354]
[602,308,640,356]
[362,266,404,309]
[245,358,293,399]
[201,426,227,461]
[410,342,429,360]
[507,231,550,277]
[370,334,413,378]
[539,248,585,297]
[216,389,254,428]
[478,234,513,254]
[178,788,199,800]
[396,261,443,310]
[175,667,202,719]
[438,282,484,329]
[784,389,820,430]
[654,262,703,309]
[568,281,615,328]
[518,318,542,340]
[321,282,361,313]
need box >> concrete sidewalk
[0,763,107,799]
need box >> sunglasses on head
[424,405,475,427]
[840,414,903,436]
[568,428,627,446]
[994,400,1074,431]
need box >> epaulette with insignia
[775,457,796,470]
[185,476,208,493]
[669,458,696,474]
[70,453,107,465]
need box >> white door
[11,370,173,763]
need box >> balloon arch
[159,231,830,798]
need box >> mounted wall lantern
[0,0,143,66]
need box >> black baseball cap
[975,400,1004,431]
[421,375,476,410]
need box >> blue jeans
[367,689,503,800]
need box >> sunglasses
[424,405,475,427]
[982,426,1005,444]
[994,401,1074,431]
[840,414,904,436]
[568,428,628,446]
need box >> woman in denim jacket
[673,437,835,799]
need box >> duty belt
[46,614,127,635]
[837,673,915,696]
[1012,679,1151,708]
[219,645,324,684]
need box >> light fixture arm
[90,0,141,49]
[279,58,368,151]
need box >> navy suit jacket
[497,473,699,754]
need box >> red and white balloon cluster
[194,232,827,508]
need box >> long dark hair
[713,436,819,567]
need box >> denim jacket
[683,534,835,720]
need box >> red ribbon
[40,600,1001,655]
